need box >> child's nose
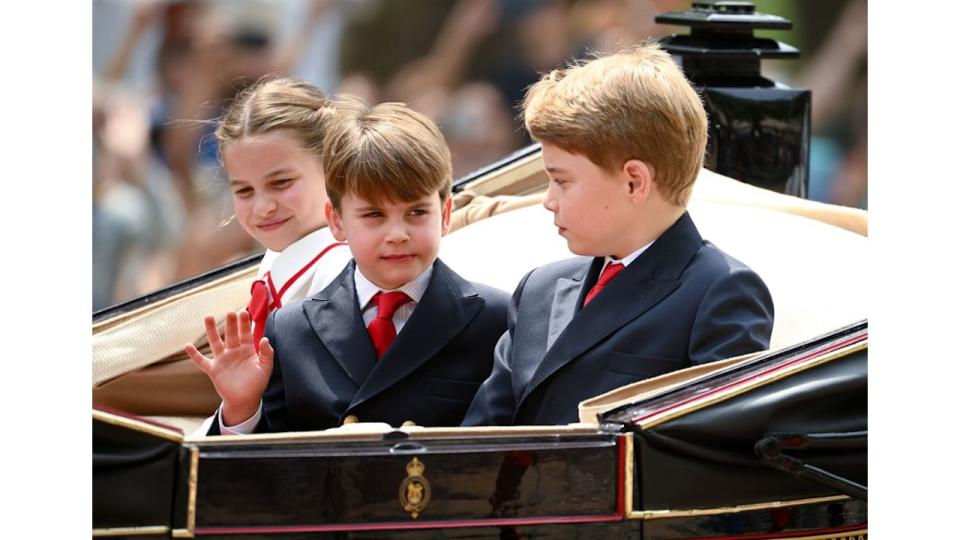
[542,192,559,213]
[253,195,277,216]
[385,221,410,242]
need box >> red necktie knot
[583,262,625,307]
[368,291,412,358]
[247,278,272,351]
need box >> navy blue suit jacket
[210,258,509,434]
[462,212,774,426]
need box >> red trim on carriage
[194,514,623,535]
[632,333,866,426]
[92,404,185,434]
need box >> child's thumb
[258,338,274,371]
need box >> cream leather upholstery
[452,162,867,236]
[440,196,867,353]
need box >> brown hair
[216,77,337,160]
[523,43,708,206]
[322,98,452,209]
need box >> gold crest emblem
[398,457,431,518]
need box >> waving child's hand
[185,310,273,425]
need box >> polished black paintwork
[702,87,810,197]
[656,1,810,197]
[93,414,181,531]
[192,435,620,529]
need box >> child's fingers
[238,310,253,344]
[258,338,274,373]
[185,343,212,373]
[204,315,224,356]
[224,311,241,349]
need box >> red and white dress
[246,228,351,348]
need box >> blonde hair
[216,77,337,160]
[322,98,452,209]
[523,43,708,206]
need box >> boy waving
[191,100,509,433]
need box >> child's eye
[271,178,294,189]
[408,209,428,217]
[233,187,254,198]
[363,211,383,218]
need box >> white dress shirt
[599,240,654,273]
[257,228,352,308]
[354,264,433,334]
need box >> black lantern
[657,1,810,197]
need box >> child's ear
[440,196,453,236]
[622,159,655,204]
[325,202,347,242]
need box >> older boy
[463,44,774,426]
[191,100,509,433]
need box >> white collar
[354,263,434,312]
[259,228,342,290]
[605,240,654,268]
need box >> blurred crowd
[92,0,867,311]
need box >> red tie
[367,291,412,359]
[583,263,625,307]
[247,276,273,351]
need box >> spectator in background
[95,0,336,307]
[97,0,262,305]
[476,0,580,115]
[440,82,520,179]
[93,82,174,309]
[339,0,583,176]
[796,0,867,208]
[95,0,664,310]
[95,0,867,311]
[566,0,687,52]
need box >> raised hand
[185,310,274,426]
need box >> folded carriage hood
[599,321,867,511]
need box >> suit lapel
[349,260,484,409]
[545,260,597,351]
[519,212,703,406]
[302,261,378,386]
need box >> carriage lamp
[656,1,811,197]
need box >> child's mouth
[257,218,290,231]
[381,254,414,261]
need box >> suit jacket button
[342,415,359,425]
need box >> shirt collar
[262,228,341,288]
[354,263,434,312]
[605,240,654,268]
